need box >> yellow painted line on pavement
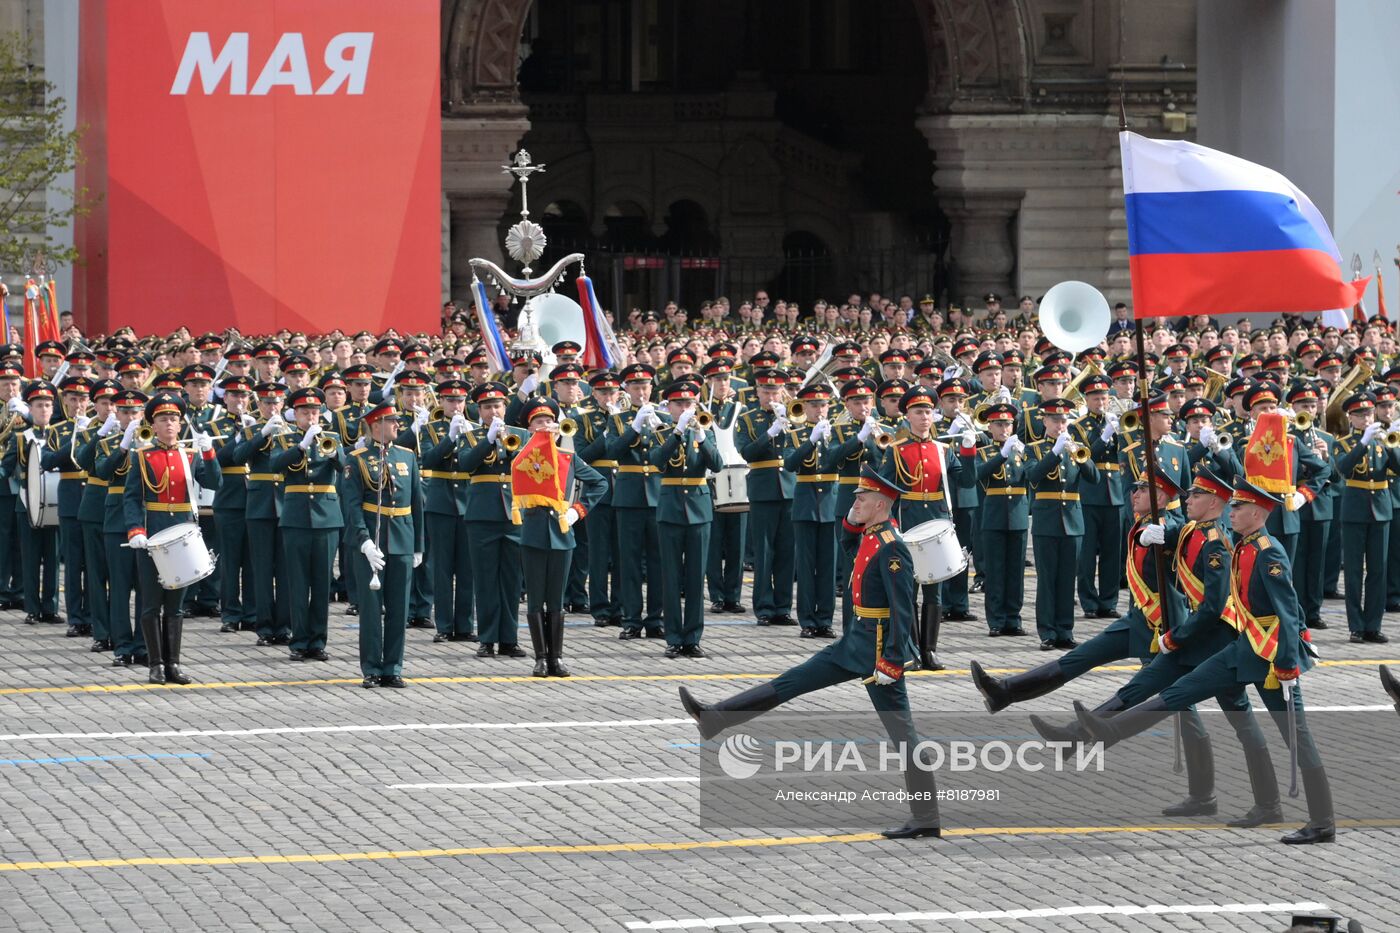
[1,658,1394,697]
[4,819,1398,874]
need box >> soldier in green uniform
[514,397,608,675]
[1333,392,1399,643]
[123,393,221,684]
[74,379,119,651]
[5,382,63,622]
[43,376,96,636]
[180,364,223,618]
[1024,397,1101,649]
[649,380,722,656]
[0,363,25,608]
[1075,478,1335,845]
[548,363,592,612]
[342,401,424,687]
[701,359,747,615]
[391,370,435,629]
[785,381,838,637]
[964,402,1029,636]
[821,376,882,629]
[91,390,147,665]
[934,377,980,622]
[231,382,293,647]
[1119,394,1192,520]
[1283,383,1337,630]
[209,376,257,633]
[678,465,941,840]
[1073,374,1124,619]
[577,370,621,626]
[271,387,344,661]
[421,379,476,643]
[1235,382,1330,560]
[736,368,797,626]
[607,364,667,638]
[456,381,528,658]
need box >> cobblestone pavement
[1,576,1397,933]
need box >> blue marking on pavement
[0,752,210,767]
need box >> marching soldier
[181,364,222,617]
[420,380,476,643]
[1073,375,1124,619]
[1334,392,1398,644]
[1237,382,1330,560]
[607,364,667,638]
[6,381,63,623]
[1025,397,1101,649]
[784,382,838,638]
[209,376,257,633]
[650,380,722,656]
[878,384,976,670]
[342,401,424,688]
[736,368,797,627]
[1075,478,1335,846]
[123,392,221,684]
[965,402,1029,636]
[232,382,292,647]
[678,465,941,840]
[702,359,747,615]
[577,370,622,627]
[456,381,528,658]
[44,376,96,636]
[272,387,344,661]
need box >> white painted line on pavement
[0,718,691,744]
[389,776,699,790]
[623,901,1331,930]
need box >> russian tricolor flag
[1121,131,1368,320]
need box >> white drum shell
[712,464,750,513]
[146,523,216,590]
[902,518,967,584]
[24,444,59,528]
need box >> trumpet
[1386,430,1400,450]
[430,406,447,422]
[500,430,522,452]
[137,424,154,444]
[1286,410,1313,432]
[1207,432,1232,452]
[692,410,714,430]
[1120,409,1141,432]
[1066,440,1092,464]
[787,399,808,422]
[316,433,338,456]
[870,421,898,450]
[558,418,578,438]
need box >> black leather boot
[1226,741,1283,828]
[1028,694,1126,743]
[971,659,1068,714]
[679,683,783,741]
[526,612,547,677]
[919,584,943,671]
[547,611,570,677]
[1162,730,1216,816]
[163,614,192,685]
[1074,697,1172,747]
[1281,766,1335,844]
[1381,664,1400,714]
[140,612,165,685]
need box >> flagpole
[1120,93,1173,633]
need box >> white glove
[298,423,321,450]
[942,365,963,381]
[354,435,368,450]
[810,419,831,444]
[120,420,140,450]
[411,406,429,433]
[75,415,92,431]
[1052,431,1070,455]
[631,404,654,433]
[448,413,468,440]
[240,413,258,428]
[1139,522,1167,546]
[6,397,28,416]
[564,507,581,529]
[380,359,405,395]
[261,414,284,437]
[1100,415,1118,442]
[517,373,539,398]
[766,416,788,438]
[1199,423,1216,447]
[1158,632,1175,654]
[360,539,385,574]
[1362,423,1381,446]
[675,408,694,432]
[931,410,944,425]
[857,415,876,442]
[960,430,977,449]
[127,533,148,550]
[413,552,423,569]
[98,413,119,437]
[999,437,1020,459]
[1288,490,1307,511]
[873,669,898,686]
[388,359,405,378]
[192,430,213,453]
[282,408,296,424]
[321,410,333,422]
[486,419,503,443]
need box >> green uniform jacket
[1334,428,1400,521]
[420,420,470,517]
[736,407,796,502]
[1162,517,1237,666]
[1105,514,1185,661]
[93,435,134,534]
[74,426,110,524]
[1217,529,1312,681]
[209,413,250,513]
[455,425,529,525]
[822,421,881,519]
[606,412,668,508]
[39,421,86,518]
[783,423,837,522]
[232,424,291,520]
[341,443,424,555]
[270,430,346,529]
[648,424,721,524]
[1024,438,1100,536]
[1075,412,1125,507]
[574,406,615,507]
[966,444,1029,531]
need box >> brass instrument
[971,403,993,431]
[1066,440,1092,464]
[692,410,714,430]
[500,430,522,452]
[1386,430,1400,449]
[430,406,447,422]
[1323,361,1374,435]
[1063,360,1103,401]
[787,399,808,422]
[316,433,338,456]
[1289,410,1313,432]
[558,418,578,438]
[1120,409,1141,432]
[137,424,154,444]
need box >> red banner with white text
[76,0,440,336]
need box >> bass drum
[902,518,967,584]
[25,442,59,529]
[145,523,216,590]
[711,464,750,513]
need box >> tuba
[1323,361,1374,435]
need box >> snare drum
[145,523,216,590]
[712,464,750,513]
[902,518,967,584]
